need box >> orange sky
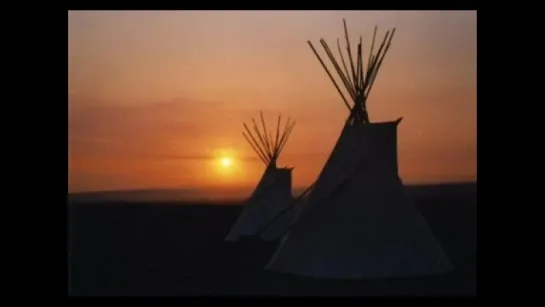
[68,10,477,194]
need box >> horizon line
[68,180,476,196]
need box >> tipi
[224,112,297,242]
[265,20,453,279]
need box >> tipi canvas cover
[225,113,297,242]
[266,120,452,278]
[265,20,452,279]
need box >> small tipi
[265,20,453,279]
[224,112,297,242]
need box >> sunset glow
[68,11,477,196]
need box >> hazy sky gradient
[68,10,476,194]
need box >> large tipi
[224,112,297,242]
[265,20,453,279]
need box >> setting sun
[206,148,254,186]
[213,153,238,179]
[220,157,232,168]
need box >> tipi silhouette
[265,20,453,279]
[225,112,297,242]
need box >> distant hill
[68,182,475,205]
[68,188,245,204]
[293,182,475,198]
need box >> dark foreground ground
[68,183,477,296]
